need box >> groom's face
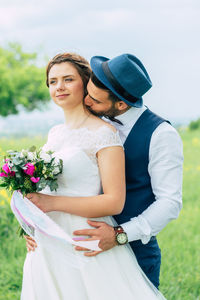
[84,79,121,118]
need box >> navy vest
[114,109,168,224]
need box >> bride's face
[48,62,85,110]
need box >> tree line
[0,44,49,117]
[1,44,199,130]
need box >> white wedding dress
[21,124,166,300]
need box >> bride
[22,52,166,299]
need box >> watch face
[117,232,128,245]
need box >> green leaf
[36,177,47,191]
[0,182,9,188]
[49,181,58,192]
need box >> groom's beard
[85,105,123,125]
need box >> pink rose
[2,163,11,174]
[30,177,40,183]
[10,171,15,177]
[0,172,8,177]
[24,163,35,176]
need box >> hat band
[102,61,139,103]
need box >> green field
[0,130,200,300]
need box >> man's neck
[115,106,132,117]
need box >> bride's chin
[53,99,68,107]
[54,102,78,112]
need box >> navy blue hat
[90,54,152,107]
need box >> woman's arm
[28,146,126,218]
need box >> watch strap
[114,226,124,234]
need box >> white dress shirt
[103,106,183,244]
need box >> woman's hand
[26,192,52,213]
[24,235,38,252]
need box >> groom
[73,53,183,288]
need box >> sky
[0,0,200,125]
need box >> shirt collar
[115,105,146,126]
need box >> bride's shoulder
[86,117,122,151]
[88,116,117,134]
[87,116,122,147]
[47,124,65,136]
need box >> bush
[188,118,200,130]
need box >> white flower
[40,151,52,163]
[42,166,47,174]
[52,166,60,175]
[27,152,37,161]
[20,149,28,158]
[8,161,14,168]
[52,157,60,166]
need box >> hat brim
[90,56,143,108]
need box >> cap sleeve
[94,126,123,155]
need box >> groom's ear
[115,101,129,111]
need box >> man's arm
[122,122,183,243]
[73,122,183,256]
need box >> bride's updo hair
[46,53,91,97]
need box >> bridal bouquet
[0,146,63,236]
[0,146,63,196]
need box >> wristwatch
[114,226,128,245]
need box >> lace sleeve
[94,126,123,155]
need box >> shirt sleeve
[121,122,183,244]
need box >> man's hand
[73,220,117,257]
[24,235,37,252]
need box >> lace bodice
[43,124,122,164]
[42,124,123,197]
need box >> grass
[158,128,200,299]
[0,130,200,299]
[0,136,45,299]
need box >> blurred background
[0,0,200,137]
